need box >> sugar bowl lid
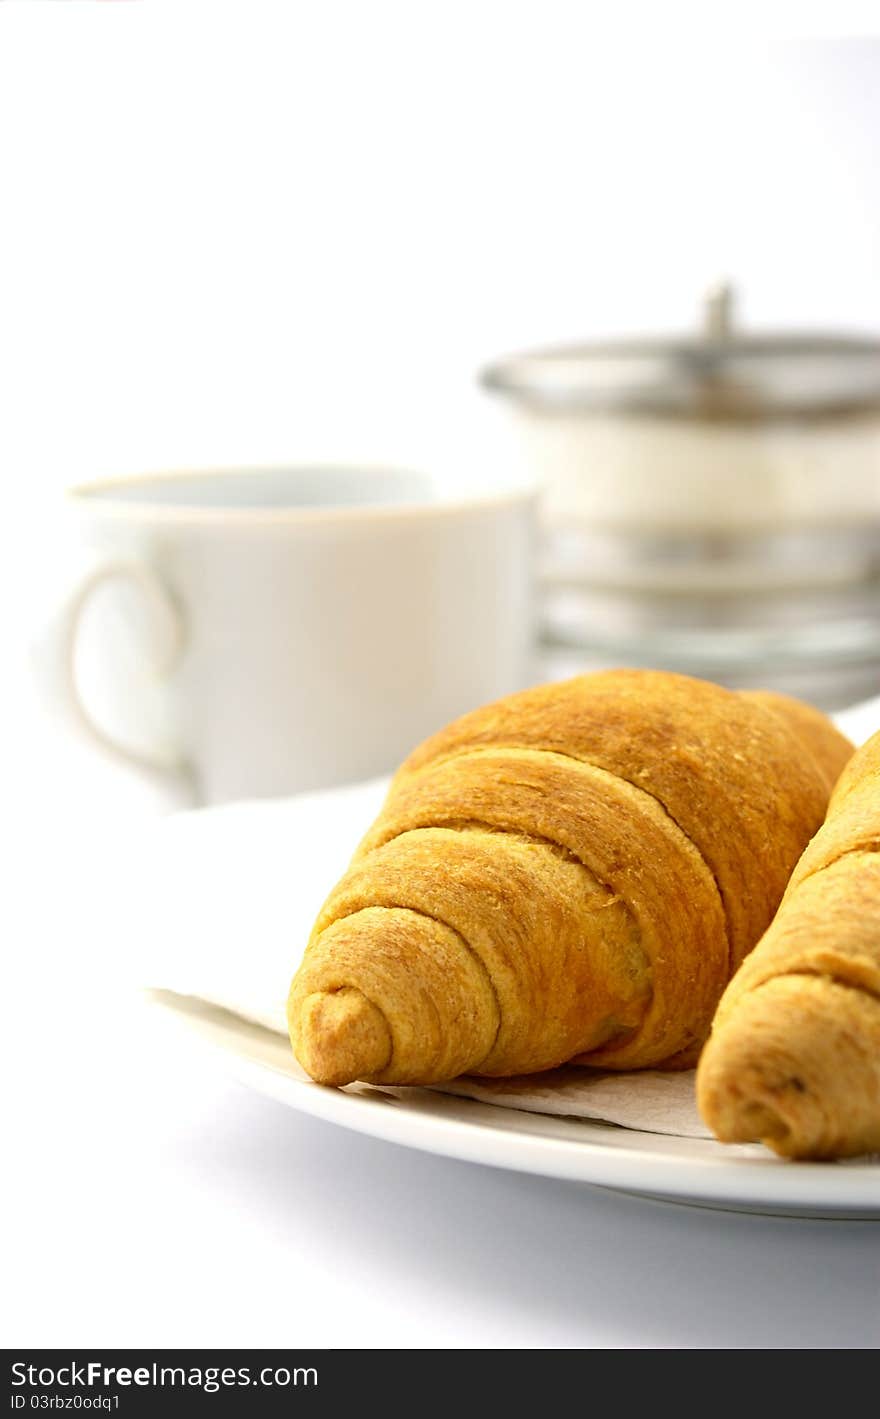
[480,284,880,420]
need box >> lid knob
[703,281,735,342]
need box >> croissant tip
[697,975,880,1160]
[291,987,392,1087]
[697,1068,794,1152]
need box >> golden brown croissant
[288,670,852,1087]
[697,728,880,1160]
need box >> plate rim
[149,991,880,1218]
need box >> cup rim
[67,463,536,524]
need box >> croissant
[697,728,880,1160]
[288,670,852,1087]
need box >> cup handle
[63,559,188,778]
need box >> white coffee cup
[56,465,535,804]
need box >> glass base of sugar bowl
[538,522,880,711]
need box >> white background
[4,5,880,514]
[4,3,880,1351]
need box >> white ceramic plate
[151,991,880,1220]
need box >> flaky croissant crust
[698,729,880,1160]
[290,670,851,1087]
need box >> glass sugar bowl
[480,286,880,708]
